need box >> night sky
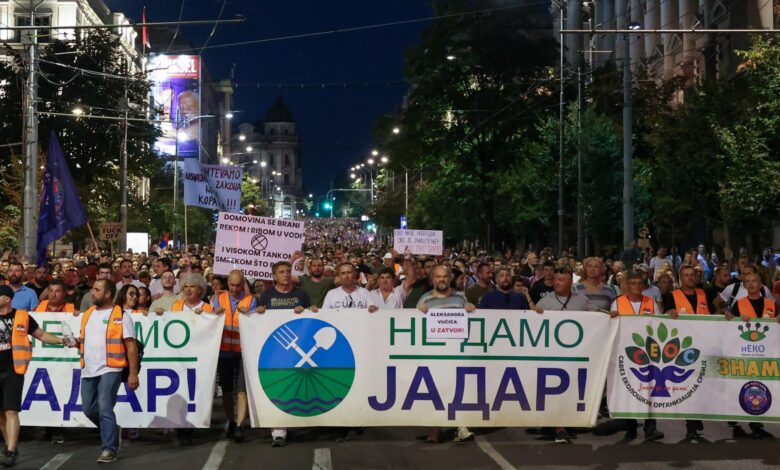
[107,0,433,195]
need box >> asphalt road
[21,415,780,470]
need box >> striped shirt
[572,282,620,312]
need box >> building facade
[0,0,140,73]
[557,0,777,87]
[232,97,304,219]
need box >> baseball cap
[383,253,393,260]
[0,285,14,300]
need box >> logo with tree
[622,322,704,399]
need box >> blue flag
[37,131,88,261]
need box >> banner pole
[184,202,189,251]
[85,222,99,254]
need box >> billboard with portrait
[150,55,201,158]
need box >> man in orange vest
[0,285,63,467]
[664,265,710,442]
[169,273,212,446]
[610,271,664,442]
[74,279,139,463]
[725,271,776,439]
[34,280,75,313]
[664,265,712,316]
[215,270,256,443]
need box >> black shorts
[217,353,246,393]
[0,371,24,411]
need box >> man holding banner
[76,279,140,464]
[216,270,257,443]
[0,285,66,467]
[610,271,664,442]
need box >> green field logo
[258,319,355,417]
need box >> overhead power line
[170,2,551,53]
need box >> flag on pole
[37,131,88,262]
[142,7,151,50]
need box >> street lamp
[371,149,379,156]
[238,134,246,141]
[225,112,234,119]
[392,126,400,134]
[380,156,389,164]
[72,107,84,116]
[260,161,267,167]
[246,146,253,152]
[367,158,375,165]
[221,157,229,164]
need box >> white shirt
[82,308,135,378]
[149,278,181,297]
[719,281,775,305]
[322,286,375,309]
[182,301,205,311]
[369,285,410,309]
[643,285,663,304]
[610,298,661,315]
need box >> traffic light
[323,202,332,210]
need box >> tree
[0,30,161,248]
[375,0,560,247]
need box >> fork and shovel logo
[258,318,356,417]
[272,324,337,367]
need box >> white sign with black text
[213,212,305,280]
[393,229,443,256]
[425,310,468,339]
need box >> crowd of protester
[0,218,778,463]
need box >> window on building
[284,174,290,186]
[15,15,52,43]
[270,127,276,135]
[284,154,290,166]
[269,153,275,166]
[283,128,289,135]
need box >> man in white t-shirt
[715,264,775,314]
[73,279,139,464]
[322,262,378,312]
[369,257,416,309]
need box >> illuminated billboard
[149,55,201,158]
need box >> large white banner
[240,310,617,427]
[393,229,443,256]
[608,315,780,422]
[183,160,243,212]
[213,212,305,280]
[21,312,223,428]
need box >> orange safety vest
[79,305,127,369]
[218,292,253,353]
[10,310,32,375]
[34,301,75,313]
[616,295,656,316]
[736,297,776,319]
[671,289,710,315]
[170,299,214,313]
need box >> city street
[27,415,780,469]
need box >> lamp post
[623,20,641,248]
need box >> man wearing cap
[0,285,64,466]
[6,263,38,312]
[610,271,663,442]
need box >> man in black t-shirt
[24,265,48,300]
[530,260,556,303]
[255,261,317,448]
[0,285,64,466]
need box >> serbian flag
[142,7,151,50]
[37,131,88,262]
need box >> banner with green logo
[20,312,223,428]
[239,309,617,427]
[608,315,780,422]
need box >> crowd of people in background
[0,218,778,458]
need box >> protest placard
[183,160,243,212]
[393,229,443,255]
[213,212,305,279]
[99,223,122,241]
[426,310,469,339]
